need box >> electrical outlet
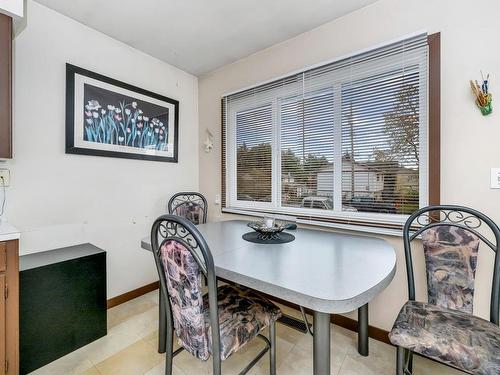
[0,169,9,186]
[491,168,500,189]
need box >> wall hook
[204,129,214,153]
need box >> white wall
[7,0,199,298]
[199,0,500,330]
[0,0,23,18]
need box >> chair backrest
[150,215,221,360]
[403,205,500,324]
[168,192,208,225]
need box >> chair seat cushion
[203,284,281,361]
[389,301,500,374]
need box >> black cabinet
[19,244,107,374]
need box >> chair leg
[212,351,222,375]
[408,351,413,374]
[269,322,277,375]
[165,303,174,375]
[396,346,405,375]
[159,291,167,353]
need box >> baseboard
[269,294,390,345]
[107,281,159,309]
[107,279,390,345]
[330,311,390,345]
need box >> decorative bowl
[246,220,287,241]
[247,220,285,233]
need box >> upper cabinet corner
[0,13,12,159]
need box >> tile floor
[29,290,464,375]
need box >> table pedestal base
[313,311,331,375]
[358,303,369,356]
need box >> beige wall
[198,0,500,330]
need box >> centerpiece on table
[243,217,296,244]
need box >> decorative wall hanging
[204,129,214,153]
[66,64,179,162]
[470,72,492,116]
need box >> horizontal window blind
[221,98,227,208]
[341,68,424,215]
[236,105,273,202]
[222,33,429,228]
[281,90,335,209]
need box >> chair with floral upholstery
[151,214,281,375]
[389,205,500,375]
[168,192,208,225]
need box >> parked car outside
[346,196,396,214]
[300,196,358,212]
[301,196,333,210]
[237,193,255,201]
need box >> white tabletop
[141,220,396,314]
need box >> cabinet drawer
[0,242,5,272]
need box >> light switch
[491,168,500,189]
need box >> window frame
[221,33,440,234]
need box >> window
[222,33,438,231]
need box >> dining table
[141,219,396,375]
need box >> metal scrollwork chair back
[403,205,500,322]
[168,192,208,225]
[151,215,280,375]
[390,205,500,375]
[151,214,220,374]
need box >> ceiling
[35,0,379,76]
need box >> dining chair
[168,192,208,225]
[389,205,500,375]
[151,214,281,375]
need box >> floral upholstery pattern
[204,284,282,361]
[172,203,203,225]
[160,240,209,360]
[421,225,480,313]
[389,301,500,375]
[160,240,281,362]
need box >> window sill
[221,207,406,237]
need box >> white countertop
[0,221,20,242]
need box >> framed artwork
[65,63,179,162]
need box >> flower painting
[66,64,179,162]
[83,85,169,151]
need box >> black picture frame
[65,63,179,163]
